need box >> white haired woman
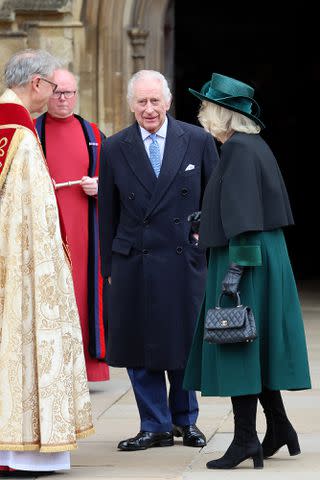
[184,73,311,470]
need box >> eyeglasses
[51,91,77,99]
[39,77,58,93]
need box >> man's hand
[187,211,201,234]
[81,176,98,196]
[192,233,199,242]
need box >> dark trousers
[127,367,199,432]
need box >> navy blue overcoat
[98,115,218,369]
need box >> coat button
[181,188,188,196]
[174,217,180,224]
[128,192,135,200]
[142,249,149,255]
[176,246,183,254]
[143,217,150,225]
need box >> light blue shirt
[139,116,168,165]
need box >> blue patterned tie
[148,133,161,177]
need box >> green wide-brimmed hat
[189,73,265,128]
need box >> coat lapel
[120,123,157,194]
[146,116,188,217]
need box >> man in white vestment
[0,49,94,474]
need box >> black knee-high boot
[259,389,300,458]
[206,394,263,469]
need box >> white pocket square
[185,164,195,171]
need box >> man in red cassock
[35,69,109,382]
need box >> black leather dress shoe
[117,431,174,451]
[173,424,206,447]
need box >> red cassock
[43,113,109,381]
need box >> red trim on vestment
[90,122,101,177]
[0,128,15,177]
[0,103,36,135]
[90,122,106,358]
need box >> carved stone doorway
[81,0,174,135]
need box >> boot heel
[253,448,264,469]
[287,434,301,456]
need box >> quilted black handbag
[204,292,257,344]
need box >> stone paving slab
[14,284,317,479]
[183,470,320,480]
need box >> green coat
[183,229,311,396]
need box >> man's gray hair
[127,70,172,105]
[4,49,62,88]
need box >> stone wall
[0,0,173,134]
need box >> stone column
[127,27,149,73]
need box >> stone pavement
[11,281,320,479]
